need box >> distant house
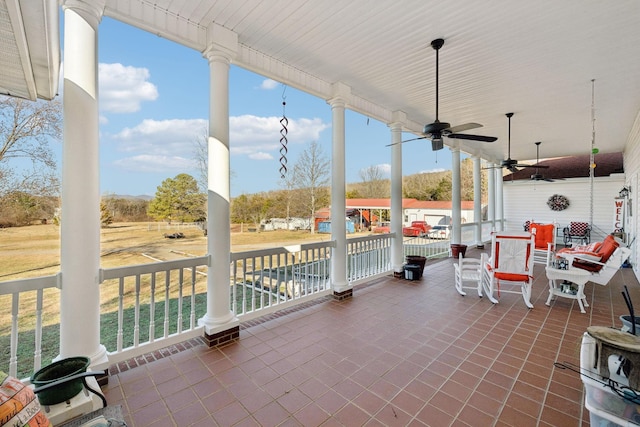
[314,198,480,230]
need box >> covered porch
[1,1,640,425]
[101,248,638,426]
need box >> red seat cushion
[530,223,554,250]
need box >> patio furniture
[481,231,536,308]
[529,221,557,265]
[545,235,631,313]
[563,221,591,246]
[454,253,482,297]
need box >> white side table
[545,266,591,313]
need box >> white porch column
[496,168,504,231]
[198,25,239,345]
[389,114,405,276]
[328,83,351,298]
[488,163,496,231]
[473,156,484,248]
[451,146,462,245]
[59,0,107,366]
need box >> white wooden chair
[454,253,482,297]
[482,232,536,308]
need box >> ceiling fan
[530,141,556,182]
[389,38,497,151]
[499,112,549,173]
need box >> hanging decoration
[589,79,596,225]
[547,194,570,211]
[279,86,289,179]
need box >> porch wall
[623,109,640,282]
[503,176,624,238]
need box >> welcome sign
[614,197,626,232]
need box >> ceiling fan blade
[447,123,482,133]
[385,135,428,147]
[515,163,550,169]
[448,133,497,142]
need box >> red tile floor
[102,248,640,426]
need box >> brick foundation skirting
[333,288,353,301]
[203,326,240,348]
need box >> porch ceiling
[4,1,640,165]
[0,0,59,100]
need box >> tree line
[0,94,486,228]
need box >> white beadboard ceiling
[0,0,59,100]
[4,0,640,166]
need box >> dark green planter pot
[31,356,90,405]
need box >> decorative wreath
[547,194,570,211]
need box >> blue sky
[60,17,452,198]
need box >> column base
[333,288,353,301]
[96,369,109,386]
[203,325,240,348]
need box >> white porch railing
[347,233,393,284]
[230,240,335,321]
[99,256,210,366]
[0,274,60,378]
[403,235,451,259]
[0,232,424,378]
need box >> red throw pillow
[596,235,619,264]
[572,235,620,272]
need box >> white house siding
[403,208,474,227]
[623,110,640,280]
[503,176,625,240]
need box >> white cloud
[99,63,159,113]
[109,114,327,172]
[249,152,273,160]
[376,163,391,176]
[359,164,391,178]
[260,79,279,90]
[112,118,207,155]
[229,115,328,156]
[113,154,196,173]
[418,167,446,174]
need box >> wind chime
[279,86,289,179]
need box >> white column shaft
[200,52,236,331]
[451,148,462,244]
[488,164,496,231]
[59,5,106,364]
[496,169,504,231]
[473,157,482,246]
[390,123,403,272]
[329,99,348,291]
